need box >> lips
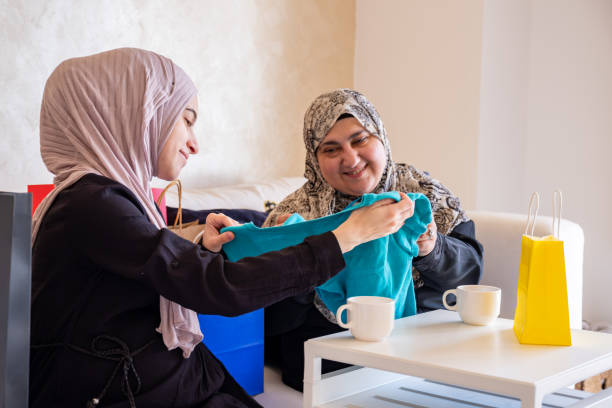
[179,150,189,161]
[343,164,367,178]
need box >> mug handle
[336,304,352,329]
[442,289,457,311]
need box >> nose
[341,147,360,168]
[186,132,199,154]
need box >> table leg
[520,389,543,408]
[303,346,321,408]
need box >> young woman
[29,51,413,408]
[264,88,484,391]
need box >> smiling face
[316,117,387,196]
[157,94,199,181]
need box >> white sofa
[164,178,585,407]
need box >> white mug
[336,296,394,341]
[442,285,501,326]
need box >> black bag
[0,192,32,408]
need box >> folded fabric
[221,192,432,319]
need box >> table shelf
[316,372,591,408]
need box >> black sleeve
[67,179,345,317]
[412,220,483,312]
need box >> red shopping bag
[27,184,54,215]
[28,183,167,223]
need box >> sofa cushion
[166,207,268,227]
[158,177,306,211]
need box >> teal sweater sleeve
[221,192,432,319]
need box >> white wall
[357,0,612,324]
[479,0,612,324]
[477,0,530,213]
[354,0,484,210]
[0,0,355,192]
[523,0,612,324]
[4,0,610,324]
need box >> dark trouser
[265,303,349,392]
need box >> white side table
[304,310,612,407]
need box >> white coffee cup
[336,296,395,341]
[442,285,501,326]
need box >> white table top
[306,310,612,390]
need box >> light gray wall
[4,0,610,324]
[477,0,530,214]
[354,0,484,210]
[522,0,612,324]
[356,0,612,324]
[0,0,355,192]
[479,0,612,324]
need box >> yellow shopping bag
[513,191,571,346]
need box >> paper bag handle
[523,190,563,238]
[553,190,563,239]
[155,179,183,230]
[524,192,540,236]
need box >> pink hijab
[33,48,203,358]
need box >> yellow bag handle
[524,190,563,238]
[155,179,183,230]
[524,192,539,236]
[553,190,563,239]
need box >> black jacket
[30,174,345,408]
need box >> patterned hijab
[265,88,468,232]
[33,48,202,358]
[264,89,469,311]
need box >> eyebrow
[318,130,368,147]
[185,107,198,123]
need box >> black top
[413,219,483,311]
[29,174,345,408]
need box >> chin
[342,186,372,196]
[160,170,180,181]
[333,174,379,196]
[350,181,378,196]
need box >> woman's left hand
[416,221,437,256]
[203,213,241,252]
[273,213,291,226]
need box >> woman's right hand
[332,192,414,253]
[203,213,241,252]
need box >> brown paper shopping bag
[513,191,571,346]
[155,180,206,245]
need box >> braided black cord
[32,335,156,408]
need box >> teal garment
[221,192,432,319]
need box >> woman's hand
[416,221,437,256]
[203,213,241,252]
[274,213,291,226]
[332,192,415,253]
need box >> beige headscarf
[33,48,202,358]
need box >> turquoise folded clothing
[221,192,432,319]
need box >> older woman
[264,88,484,391]
[29,53,413,408]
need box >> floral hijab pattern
[264,89,469,321]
